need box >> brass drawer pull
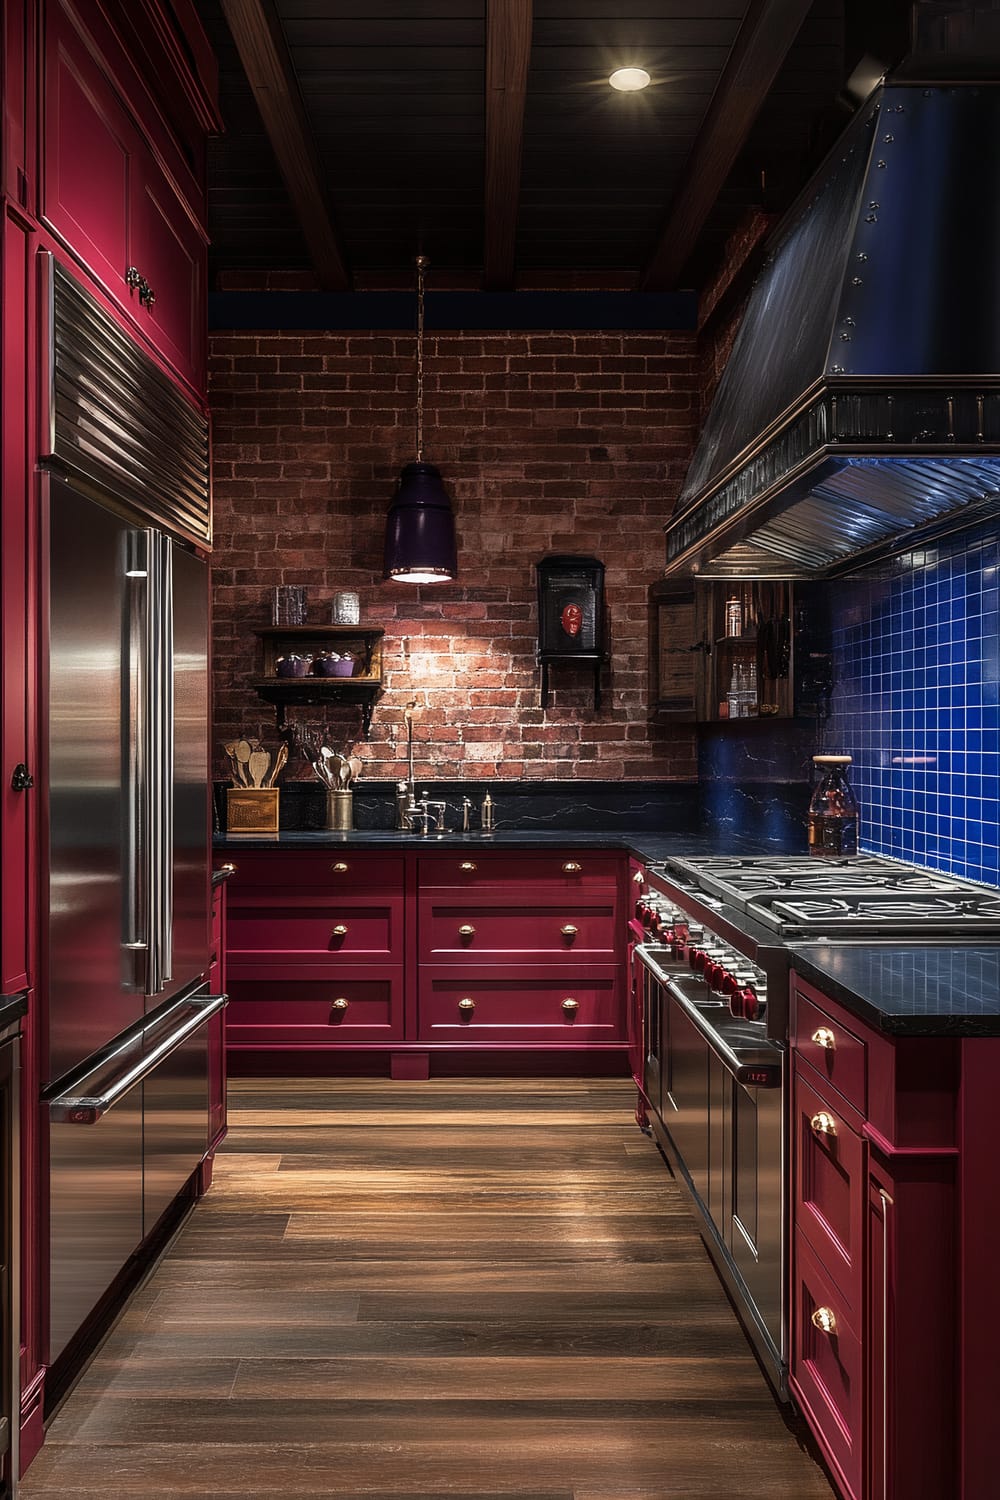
[633,869,644,883]
[332,861,349,873]
[331,997,349,1014]
[221,862,236,873]
[811,1306,837,1336]
[332,924,349,937]
[561,998,579,1015]
[811,1026,836,1050]
[562,861,582,874]
[458,997,476,1013]
[460,861,477,872]
[560,924,578,938]
[458,924,476,938]
[810,1111,838,1137]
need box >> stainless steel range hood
[665,81,1000,578]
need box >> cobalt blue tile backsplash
[827,520,1000,884]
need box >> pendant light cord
[415,254,428,463]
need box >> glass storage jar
[807,755,859,856]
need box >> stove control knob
[742,989,761,1022]
[690,948,707,973]
[704,962,723,990]
[721,972,739,997]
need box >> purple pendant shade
[383,461,458,583]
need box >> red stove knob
[743,989,761,1022]
[721,972,739,997]
[690,949,708,973]
[705,962,725,991]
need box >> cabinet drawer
[228,894,401,963]
[793,981,867,1115]
[227,972,403,1044]
[418,896,617,964]
[791,1231,863,1500]
[417,969,623,1044]
[418,852,620,892]
[224,851,403,892]
[793,1066,865,1313]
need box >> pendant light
[383,256,458,583]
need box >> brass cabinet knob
[561,998,579,1014]
[458,924,476,938]
[460,861,477,872]
[811,1306,838,1336]
[811,1027,837,1050]
[331,997,349,1014]
[332,924,349,937]
[560,924,579,938]
[458,997,476,1013]
[633,869,644,883]
[810,1111,838,1137]
[562,861,582,874]
[332,861,349,873]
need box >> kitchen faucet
[395,703,420,830]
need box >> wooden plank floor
[22,1079,836,1499]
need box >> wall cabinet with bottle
[650,579,796,724]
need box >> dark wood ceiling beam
[640,0,814,292]
[484,0,533,291]
[219,0,349,290]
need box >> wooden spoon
[235,739,253,786]
[248,747,270,788]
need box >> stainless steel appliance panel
[166,543,210,1003]
[48,1080,142,1362]
[666,994,710,1202]
[47,479,144,1084]
[142,1012,209,1234]
[730,1078,784,1356]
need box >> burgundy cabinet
[790,975,962,1500]
[224,852,407,1053]
[222,848,628,1068]
[39,0,209,394]
[41,0,133,307]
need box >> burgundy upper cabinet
[39,0,213,396]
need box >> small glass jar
[807,755,859,857]
[275,653,311,678]
[331,591,360,625]
[272,585,307,625]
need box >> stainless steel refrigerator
[44,475,223,1364]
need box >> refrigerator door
[47,479,146,1085]
[168,542,211,1004]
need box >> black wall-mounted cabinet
[536,554,607,709]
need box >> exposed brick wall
[209,329,699,782]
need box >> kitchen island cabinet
[222,846,628,1075]
[789,968,996,1500]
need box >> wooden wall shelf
[252,626,384,733]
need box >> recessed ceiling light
[609,67,650,92]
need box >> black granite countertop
[213,828,788,863]
[0,991,28,1034]
[790,945,1000,1037]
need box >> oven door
[635,944,786,1395]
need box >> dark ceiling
[197,0,913,293]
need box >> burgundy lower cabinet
[223,848,627,1071]
[417,969,621,1044]
[789,975,966,1500]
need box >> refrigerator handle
[146,533,166,996]
[161,536,174,984]
[123,532,150,989]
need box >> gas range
[664,854,1000,939]
[635,854,1000,1042]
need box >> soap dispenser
[480,790,494,833]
